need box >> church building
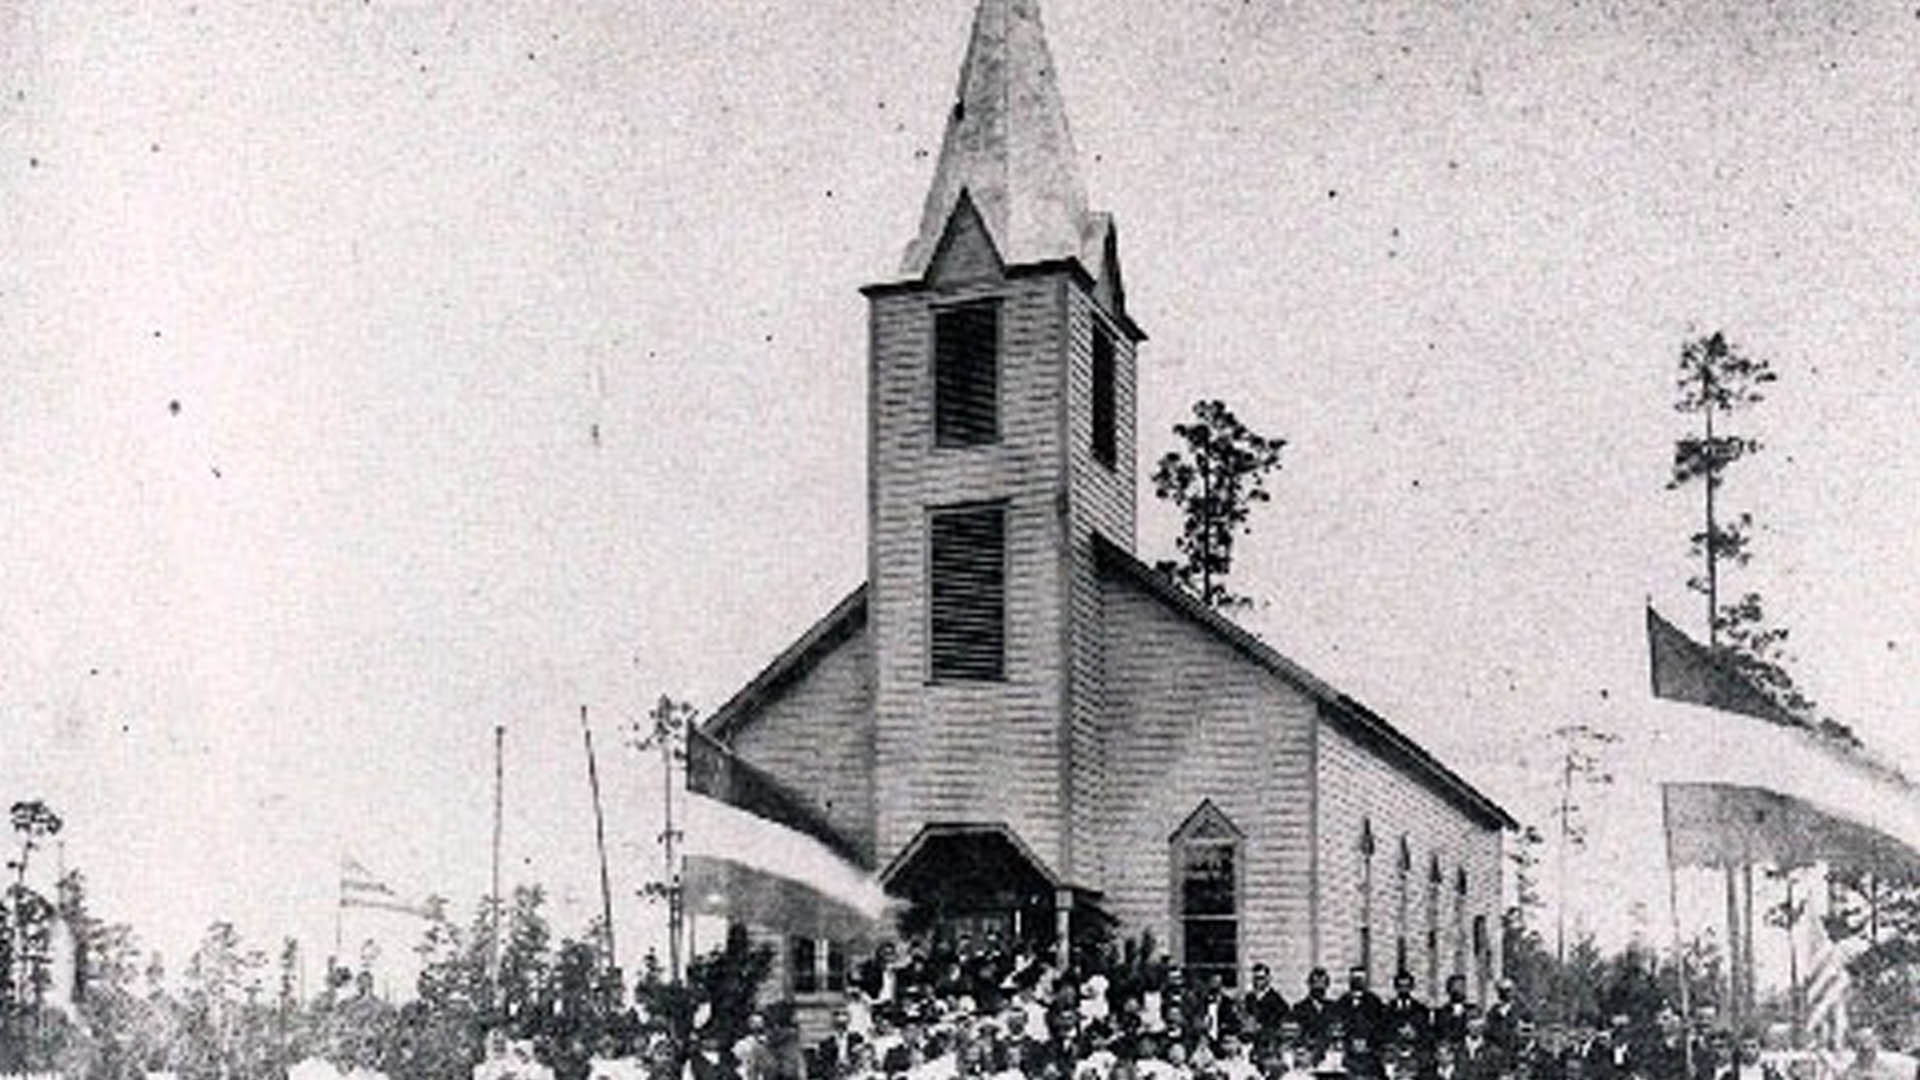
[701,0,1514,1003]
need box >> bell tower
[861,0,1145,894]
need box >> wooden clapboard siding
[1314,716,1504,996]
[1095,568,1318,990]
[1062,284,1137,884]
[726,618,879,862]
[867,259,1076,873]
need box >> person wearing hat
[687,1029,741,1080]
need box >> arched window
[1472,914,1490,1003]
[1358,818,1376,975]
[1395,836,1411,976]
[1172,800,1243,987]
[1425,854,1442,994]
[1452,866,1469,979]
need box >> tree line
[2,804,777,1079]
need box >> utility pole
[635,695,689,986]
[1557,751,1574,967]
[581,705,618,967]
[661,707,683,985]
[1551,723,1617,984]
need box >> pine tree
[1151,399,1287,609]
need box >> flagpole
[1785,872,1801,1045]
[1661,787,1696,1080]
[1725,864,1742,1033]
[1741,860,1756,1023]
[491,724,505,1003]
[335,852,346,980]
[582,705,618,966]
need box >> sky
[2,0,1916,991]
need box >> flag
[1646,606,1799,727]
[339,854,434,918]
[1801,870,1865,1050]
[1660,783,1915,871]
[1646,607,1920,876]
[681,729,894,942]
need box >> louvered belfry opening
[1091,325,1117,467]
[929,502,1006,681]
[934,301,999,447]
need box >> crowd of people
[562,937,1913,1080]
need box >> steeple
[899,0,1106,280]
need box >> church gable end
[706,589,879,862]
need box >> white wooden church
[700,0,1513,1004]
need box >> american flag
[1801,873,1864,1050]
[339,853,433,918]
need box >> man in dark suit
[1383,971,1431,1053]
[1486,980,1525,1054]
[1583,1015,1638,1080]
[1431,975,1473,1047]
[1291,968,1337,1056]
[689,1029,742,1080]
[1001,1007,1048,1068]
[1337,967,1387,1047]
[808,1008,862,1080]
[1455,1016,1502,1080]
[1244,964,1290,1048]
[1339,967,1389,1080]
[1643,1008,1692,1080]
[1193,972,1242,1043]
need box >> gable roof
[1093,535,1518,832]
[704,584,868,741]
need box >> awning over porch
[880,823,1107,962]
[882,821,1061,901]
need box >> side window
[1173,801,1243,988]
[789,936,819,994]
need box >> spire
[899,0,1100,278]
